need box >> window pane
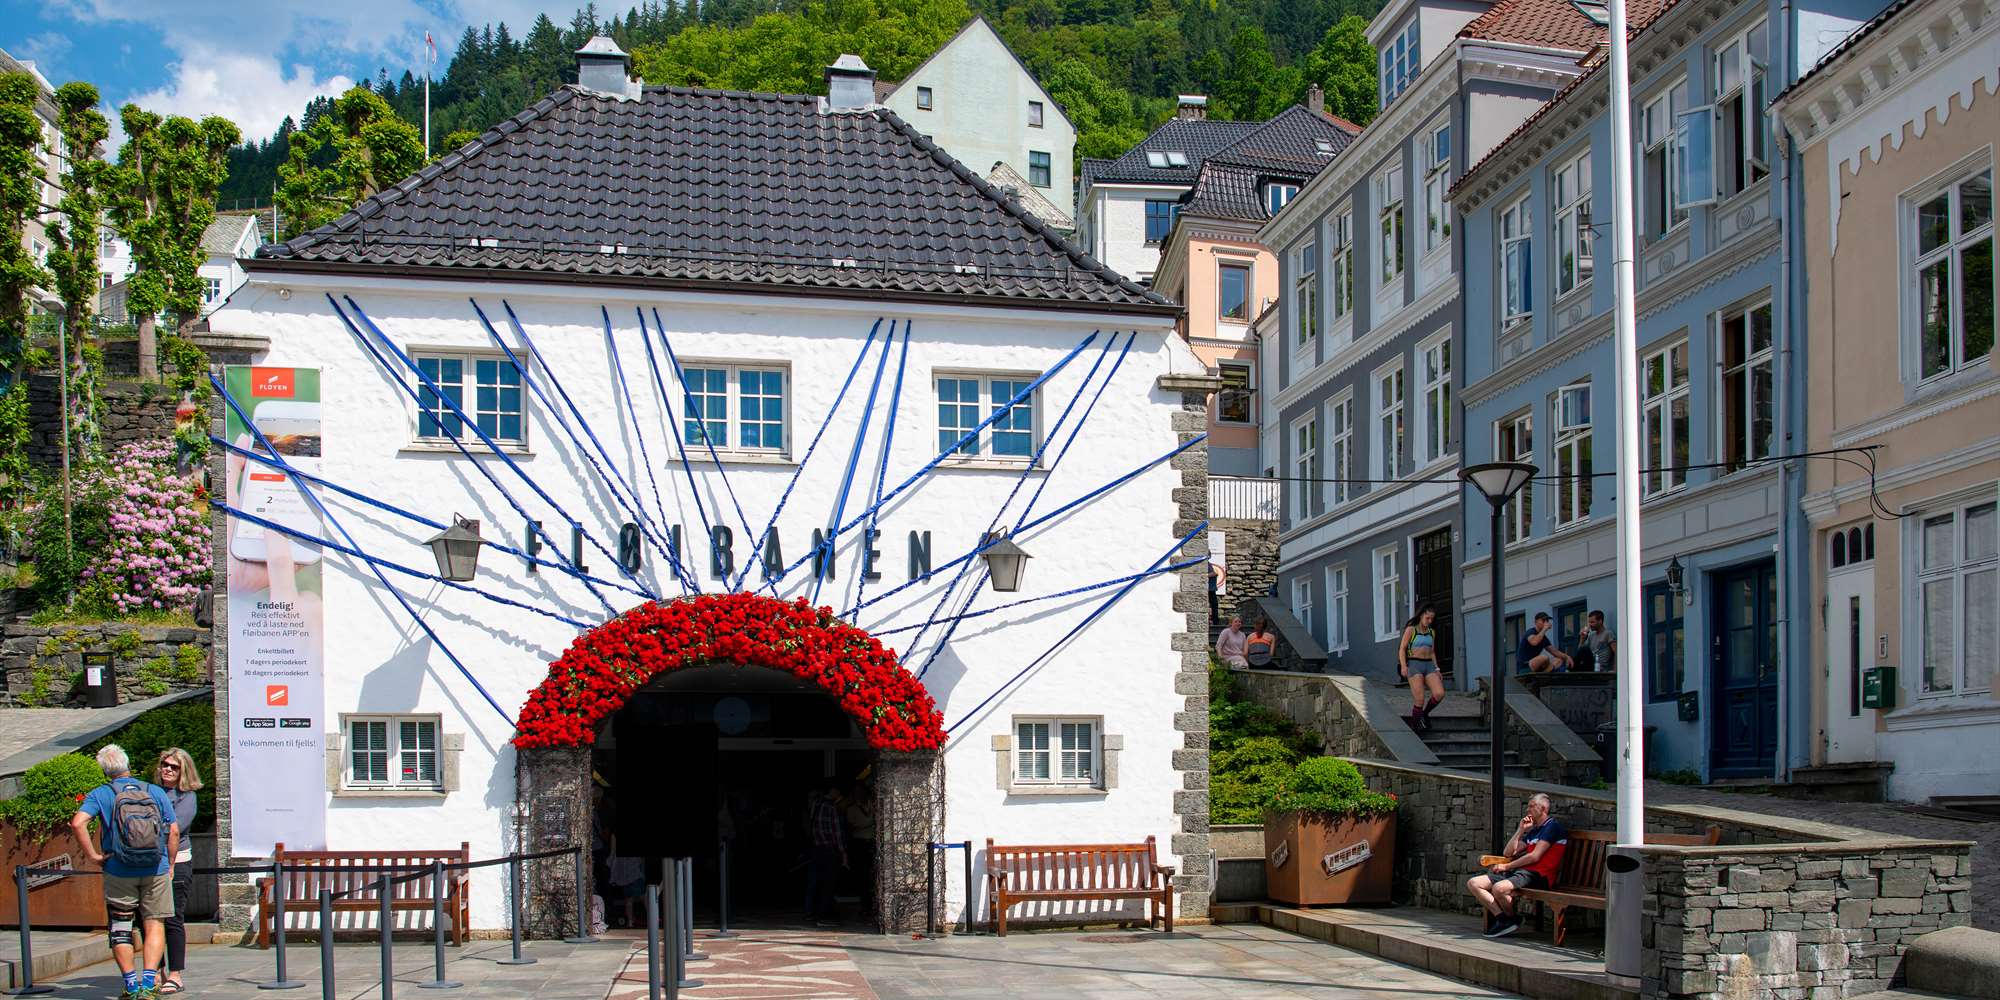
[939,378,981,455]
[1219,264,1249,319]
[1918,193,1951,256]
[1963,171,1993,231]
[1922,578,1956,692]
[1923,513,1956,570]
[1920,258,1955,377]
[1966,567,1995,694]
[990,380,1035,457]
[1964,237,1994,365]
[1967,503,1997,562]
[740,369,784,450]
[684,367,728,446]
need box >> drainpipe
[1772,0,1803,786]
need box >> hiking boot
[1483,915,1519,938]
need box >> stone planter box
[1263,811,1395,906]
[0,822,105,929]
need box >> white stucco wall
[881,20,1077,222]
[1085,185,1188,285]
[209,272,1192,928]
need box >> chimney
[1307,83,1325,116]
[824,54,877,113]
[575,36,642,100]
[1176,94,1209,120]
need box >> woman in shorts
[1398,605,1445,730]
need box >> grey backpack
[108,780,164,868]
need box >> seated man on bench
[1466,792,1568,938]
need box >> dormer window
[917,87,934,110]
[1265,183,1301,216]
[1315,140,1337,155]
[1571,0,1610,25]
[1146,151,1191,169]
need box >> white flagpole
[1606,0,1645,842]
[424,31,434,158]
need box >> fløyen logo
[250,368,294,397]
[265,685,289,707]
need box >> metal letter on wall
[908,531,932,581]
[571,524,589,573]
[862,528,883,581]
[618,522,643,574]
[710,526,734,581]
[761,528,783,581]
[812,528,835,581]
[524,519,542,573]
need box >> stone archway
[512,593,947,936]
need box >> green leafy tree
[106,106,240,378]
[1218,26,1301,120]
[0,73,48,391]
[43,83,112,457]
[276,87,425,239]
[1044,60,1148,165]
[1295,15,1379,126]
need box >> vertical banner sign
[223,366,328,855]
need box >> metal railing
[1210,475,1279,521]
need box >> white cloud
[121,47,356,141]
[14,31,75,76]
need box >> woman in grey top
[152,748,202,995]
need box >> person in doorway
[151,748,202,995]
[1575,610,1617,673]
[1398,606,1445,730]
[605,839,646,928]
[804,785,848,927]
[1215,615,1249,668]
[1244,618,1278,668]
[1466,793,1568,938]
[71,745,178,1000]
[1517,613,1573,673]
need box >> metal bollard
[644,882,664,1000]
[12,865,54,995]
[318,890,334,1000]
[711,840,736,938]
[665,860,700,990]
[564,847,595,944]
[258,860,306,990]
[417,861,462,989]
[377,874,396,1000]
[496,855,536,965]
[961,840,977,936]
[679,858,706,961]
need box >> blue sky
[3,0,557,143]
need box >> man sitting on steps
[1465,792,1568,939]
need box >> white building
[100,213,263,322]
[875,18,1077,230]
[206,41,1211,936]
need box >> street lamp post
[1462,462,1537,855]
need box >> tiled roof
[1084,117,1264,186]
[1459,0,1640,52]
[1179,106,1360,222]
[253,85,1167,312]
[985,160,1075,231]
[202,214,261,256]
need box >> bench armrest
[1152,864,1176,880]
[988,870,1010,889]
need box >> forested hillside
[218,0,1385,209]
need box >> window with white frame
[938,374,1037,459]
[1711,21,1769,199]
[1217,360,1254,424]
[1376,364,1406,479]
[1219,260,1251,321]
[1379,20,1421,107]
[1554,151,1593,296]
[1013,718,1098,786]
[1419,338,1450,465]
[681,363,788,452]
[1292,576,1315,639]
[1378,165,1406,287]
[414,352,526,446]
[1501,194,1533,324]
[1326,393,1353,507]
[1640,80,1691,238]
[1914,498,1996,698]
[1331,210,1355,321]
[1267,183,1301,216]
[1292,411,1321,522]
[1424,123,1452,254]
[202,276,223,304]
[1552,383,1593,527]
[1373,544,1403,639]
[1497,412,1533,544]
[99,230,119,256]
[1717,300,1773,472]
[1325,565,1349,652]
[1912,167,1994,381]
[1640,339,1690,497]
[1295,239,1319,348]
[346,716,441,789]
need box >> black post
[711,840,735,938]
[11,865,54,995]
[961,841,975,936]
[666,860,700,990]
[679,858,706,961]
[644,882,663,1000]
[497,855,536,965]
[377,875,396,1000]
[1489,502,1509,857]
[565,846,595,944]
[924,843,937,937]
[418,861,462,989]
[317,890,334,1000]
[259,861,305,990]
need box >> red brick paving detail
[607,931,879,1000]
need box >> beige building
[2,48,65,314]
[1773,0,1997,805]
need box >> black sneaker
[1484,916,1519,939]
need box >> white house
[99,213,263,321]
[205,40,1212,936]
[875,17,1077,230]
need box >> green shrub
[0,753,105,841]
[1267,757,1399,820]
[1211,736,1301,824]
[82,697,216,832]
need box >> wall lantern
[425,515,487,582]
[1665,555,1686,605]
[980,531,1031,593]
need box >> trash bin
[1605,846,1644,978]
[1592,723,1656,782]
[83,652,118,708]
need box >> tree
[1044,60,1147,165]
[275,87,425,239]
[1295,15,1378,126]
[106,106,240,377]
[1217,26,1299,120]
[43,82,113,457]
[0,73,48,503]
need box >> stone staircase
[1401,695,1532,779]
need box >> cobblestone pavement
[1646,780,1997,930]
[606,930,877,999]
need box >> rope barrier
[15,845,583,883]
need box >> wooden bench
[985,836,1175,937]
[256,842,471,948]
[1514,826,1722,945]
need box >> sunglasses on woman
[160,761,181,770]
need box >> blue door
[1709,560,1778,776]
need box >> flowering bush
[81,440,211,614]
[515,593,945,752]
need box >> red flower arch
[512,592,945,752]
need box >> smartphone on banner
[230,400,325,565]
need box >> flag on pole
[426,30,436,64]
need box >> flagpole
[423,31,434,158]
[1606,0,1645,850]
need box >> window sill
[936,457,1045,473]
[693,450,797,467]
[332,787,447,800]
[1004,785,1109,798]
[1883,696,2000,731]
[1908,357,1994,403]
[1552,281,1592,312]
[1550,517,1592,536]
[402,441,530,457]
[1640,484,1689,505]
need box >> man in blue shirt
[69,744,178,1000]
[1517,612,1573,673]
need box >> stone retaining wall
[1214,516,1276,624]
[1232,669,1395,761]
[24,374,183,473]
[1,620,212,707]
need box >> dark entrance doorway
[596,666,876,928]
[1709,559,1778,777]
[1411,527,1455,679]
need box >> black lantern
[1460,461,1537,855]
[1665,555,1686,603]
[979,531,1031,593]
[425,515,487,582]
